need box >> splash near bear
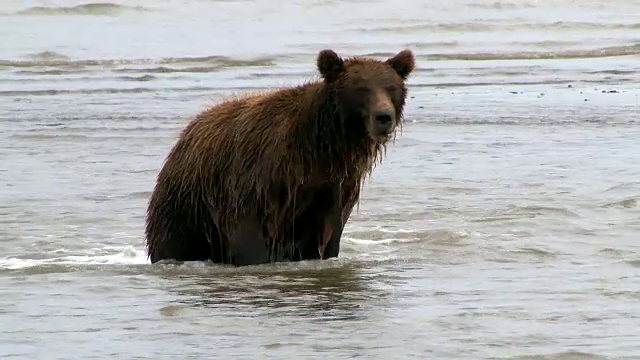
[145,49,415,266]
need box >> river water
[1,0,639,359]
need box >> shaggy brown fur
[145,49,415,266]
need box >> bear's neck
[302,84,378,177]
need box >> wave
[345,227,469,246]
[416,115,638,126]
[0,245,148,271]
[367,21,640,34]
[0,84,274,97]
[423,44,640,61]
[471,205,581,223]
[0,227,436,273]
[13,69,93,76]
[15,3,150,16]
[0,54,275,69]
[467,1,536,9]
[119,75,156,82]
[113,66,240,74]
[602,196,638,209]
[603,182,640,193]
[0,74,161,84]
[4,71,637,97]
[25,50,70,61]
[3,45,636,77]
[416,79,574,88]
[505,351,609,360]
[586,69,637,75]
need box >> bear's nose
[374,110,394,133]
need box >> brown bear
[145,49,415,266]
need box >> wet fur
[145,49,415,266]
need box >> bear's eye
[385,85,398,93]
[354,86,370,95]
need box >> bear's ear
[385,49,415,80]
[317,49,344,82]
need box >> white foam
[346,237,422,245]
[0,245,149,270]
[0,228,427,270]
[348,225,417,234]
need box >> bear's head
[317,49,415,144]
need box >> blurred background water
[0,0,639,358]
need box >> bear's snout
[373,109,395,135]
[369,88,396,139]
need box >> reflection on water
[164,264,377,321]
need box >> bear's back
[162,82,328,201]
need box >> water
[1,0,639,358]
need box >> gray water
[1,0,639,358]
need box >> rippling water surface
[1,0,639,359]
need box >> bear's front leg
[228,218,270,267]
[319,203,343,259]
[322,179,361,259]
[318,185,344,259]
